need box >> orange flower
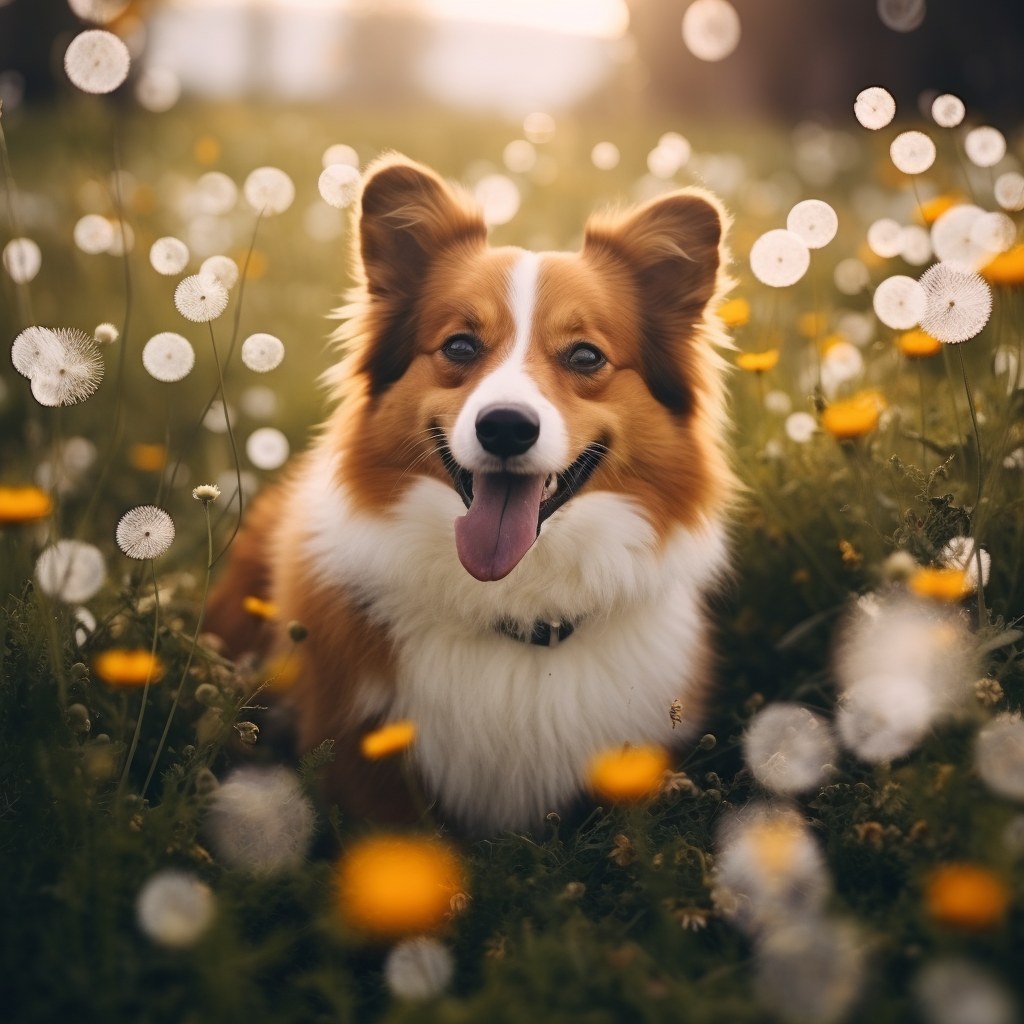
[736,349,780,373]
[898,330,942,358]
[0,485,53,524]
[128,443,167,472]
[822,392,884,440]
[243,595,278,619]
[909,567,969,601]
[797,311,827,338]
[982,245,1024,287]
[925,863,1010,930]
[193,135,220,165]
[92,649,165,687]
[587,745,670,803]
[360,720,416,760]
[717,297,750,327]
[915,194,958,226]
[336,835,464,937]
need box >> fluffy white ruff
[299,452,728,834]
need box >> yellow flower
[128,443,167,472]
[0,485,53,524]
[909,567,969,601]
[193,135,220,165]
[336,836,465,937]
[982,245,1024,287]
[736,349,780,373]
[822,392,883,440]
[360,720,416,760]
[925,863,1010,930]
[898,330,942,358]
[717,297,750,327]
[587,745,670,803]
[92,649,165,687]
[243,595,278,620]
[797,311,827,338]
[915,194,958,225]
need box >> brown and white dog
[207,153,736,835]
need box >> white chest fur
[299,455,729,833]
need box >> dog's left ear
[583,190,724,415]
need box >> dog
[206,153,736,836]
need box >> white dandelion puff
[243,167,295,216]
[195,172,238,216]
[35,540,106,603]
[877,0,926,31]
[523,112,556,143]
[764,390,792,416]
[890,131,936,175]
[246,427,289,470]
[73,213,115,254]
[970,212,1015,255]
[68,0,130,23]
[899,225,933,266]
[503,139,536,173]
[940,536,991,589]
[785,412,817,443]
[322,143,359,170]
[681,0,741,62]
[205,766,315,873]
[30,329,104,407]
[149,237,189,276]
[35,436,97,496]
[918,262,992,343]
[241,333,284,373]
[134,66,180,113]
[385,938,455,1001]
[994,172,1024,212]
[975,715,1024,802]
[136,870,214,949]
[854,86,895,130]
[744,704,836,795]
[964,126,1006,168]
[116,505,175,560]
[833,257,870,295]
[74,606,97,648]
[11,326,62,379]
[931,93,965,128]
[3,238,41,283]
[866,218,903,258]
[192,483,221,504]
[836,310,874,347]
[174,273,229,323]
[647,145,682,179]
[591,142,620,170]
[474,174,520,226]
[200,254,239,290]
[203,400,234,434]
[241,385,277,419]
[873,275,927,330]
[786,200,838,249]
[93,322,119,345]
[749,229,810,287]
[64,29,130,94]
[318,163,360,210]
[914,958,1016,1024]
[821,340,865,396]
[931,204,989,270]
[142,332,195,383]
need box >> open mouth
[431,426,606,582]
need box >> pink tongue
[454,472,546,581]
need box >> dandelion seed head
[970,212,1015,255]
[318,163,360,210]
[750,229,810,287]
[385,937,454,1001]
[975,715,1024,802]
[877,0,926,31]
[914,958,1016,1024]
[836,310,874,347]
[322,143,359,170]
[116,505,175,560]
[873,275,927,330]
[205,765,314,873]
[890,131,936,175]
[136,870,214,949]
[866,218,903,258]
[64,29,130,94]
[744,704,836,795]
[474,174,520,226]
[931,204,990,270]
[243,166,295,216]
[502,139,536,173]
[682,0,741,62]
[931,93,965,128]
[29,328,104,407]
[964,126,1006,169]
[940,536,990,590]
[246,427,289,470]
[833,257,870,295]
[994,172,1024,212]
[35,436,97,495]
[3,237,41,283]
[200,254,239,290]
[918,261,992,343]
[73,213,115,254]
[93,322,119,344]
[194,172,238,216]
[821,340,864,396]
[134,66,180,112]
[591,141,620,170]
[68,0,130,23]
[12,326,62,379]
[149,236,189,276]
[786,200,837,249]
[192,483,221,503]
[142,332,195,382]
[785,411,817,443]
[241,385,277,419]
[35,539,106,603]
[854,86,895,130]
[174,273,229,323]
[900,224,933,266]
[203,400,234,434]
[241,333,284,373]
[764,389,792,416]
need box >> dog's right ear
[355,155,487,395]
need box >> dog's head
[330,153,735,582]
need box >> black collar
[496,618,576,647]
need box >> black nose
[475,405,540,458]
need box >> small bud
[71,662,89,679]
[882,549,918,583]
[698,733,717,750]
[669,698,684,729]
[545,811,561,825]
[287,620,308,643]
[66,703,91,734]
[193,682,219,706]
[234,721,259,745]
[181,744,196,760]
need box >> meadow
[2,75,1024,1023]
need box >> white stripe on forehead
[507,249,541,365]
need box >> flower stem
[142,501,213,799]
[957,346,987,624]
[116,559,160,801]
[208,323,244,564]
[916,358,927,470]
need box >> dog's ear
[355,155,487,394]
[583,190,724,415]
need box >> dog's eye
[565,343,606,374]
[441,334,479,363]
